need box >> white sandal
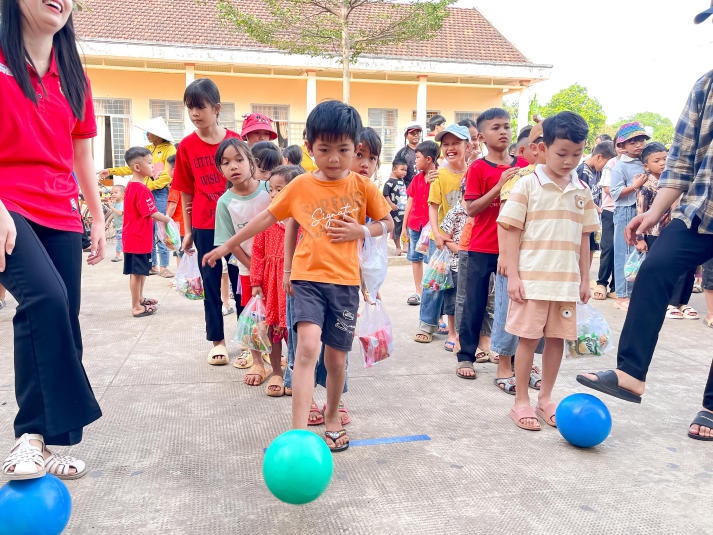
[45,453,87,480]
[3,433,46,480]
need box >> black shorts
[123,252,151,276]
[589,232,599,251]
[291,281,359,352]
[391,210,404,238]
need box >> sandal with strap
[494,376,516,395]
[3,433,46,480]
[475,348,491,363]
[665,305,683,319]
[325,429,349,452]
[308,401,324,426]
[456,361,477,380]
[679,305,699,320]
[45,453,88,480]
[529,366,542,390]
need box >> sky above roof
[467,0,713,123]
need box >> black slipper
[576,370,642,403]
[688,410,713,441]
[132,305,156,318]
[325,430,349,452]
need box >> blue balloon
[263,429,333,504]
[556,393,612,448]
[0,474,72,535]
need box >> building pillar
[306,70,317,115]
[416,75,428,129]
[517,85,530,135]
[184,64,195,136]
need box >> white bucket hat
[137,117,174,143]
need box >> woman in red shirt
[0,0,104,480]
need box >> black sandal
[325,429,349,452]
[688,410,713,441]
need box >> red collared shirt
[0,48,96,232]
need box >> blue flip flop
[576,370,642,404]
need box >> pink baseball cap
[240,113,278,140]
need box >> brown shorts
[505,299,577,340]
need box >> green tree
[609,112,674,147]
[540,84,606,145]
[216,0,456,103]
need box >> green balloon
[263,430,334,504]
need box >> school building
[73,0,551,170]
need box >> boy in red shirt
[122,147,171,317]
[456,108,529,378]
[401,140,439,305]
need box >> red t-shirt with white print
[122,181,157,254]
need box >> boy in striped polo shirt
[497,112,600,431]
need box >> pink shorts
[505,300,577,340]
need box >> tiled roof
[73,0,531,65]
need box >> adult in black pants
[578,21,713,439]
[0,0,104,479]
[594,207,615,296]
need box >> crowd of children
[97,73,713,447]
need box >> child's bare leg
[513,337,539,425]
[412,261,423,295]
[536,337,564,425]
[447,314,457,343]
[130,274,144,315]
[323,345,349,449]
[220,272,230,309]
[292,322,321,429]
[496,354,513,379]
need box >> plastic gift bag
[624,249,646,282]
[357,299,394,368]
[359,221,388,304]
[234,296,271,353]
[415,223,431,254]
[157,219,181,252]
[565,302,614,358]
[421,247,454,291]
[175,252,204,300]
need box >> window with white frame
[220,102,237,133]
[149,100,184,142]
[249,104,290,147]
[411,110,441,122]
[368,108,398,163]
[454,111,480,124]
[93,98,131,169]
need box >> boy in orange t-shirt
[203,101,392,452]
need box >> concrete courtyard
[0,253,711,534]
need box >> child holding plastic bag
[358,299,394,368]
[249,165,303,397]
[175,252,205,300]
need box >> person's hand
[425,169,439,184]
[326,214,362,242]
[507,274,526,303]
[632,173,647,189]
[87,220,106,265]
[635,239,648,252]
[497,167,519,187]
[579,280,591,304]
[202,244,228,267]
[97,169,110,180]
[0,202,16,272]
[181,232,194,253]
[496,256,508,277]
[252,286,263,298]
[625,212,658,245]
[433,231,445,250]
[400,228,409,245]
[282,271,293,296]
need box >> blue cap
[434,124,470,142]
[695,2,713,23]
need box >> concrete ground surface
[0,252,712,535]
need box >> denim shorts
[442,269,457,316]
[406,227,427,263]
[291,281,359,352]
[703,258,713,290]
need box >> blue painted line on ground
[349,434,431,447]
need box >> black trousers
[596,209,615,291]
[456,252,498,363]
[192,228,241,342]
[619,218,713,411]
[0,213,101,445]
[644,235,695,307]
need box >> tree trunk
[340,4,350,103]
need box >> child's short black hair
[641,141,668,164]
[356,127,382,158]
[476,108,510,131]
[184,78,221,110]
[252,141,282,172]
[427,114,446,132]
[516,125,533,143]
[392,157,408,168]
[595,133,613,142]
[592,140,617,159]
[457,118,477,130]
[125,146,151,166]
[269,164,304,184]
[166,154,176,167]
[542,111,589,146]
[282,144,303,166]
[305,100,362,146]
[415,140,439,162]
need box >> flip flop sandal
[244,364,269,386]
[688,410,713,441]
[414,331,433,343]
[2,433,46,480]
[407,294,421,306]
[535,401,558,428]
[325,429,349,452]
[207,345,229,365]
[510,406,541,431]
[132,304,156,318]
[265,375,285,397]
[456,361,476,380]
[437,322,449,335]
[592,284,607,300]
[45,453,88,480]
[233,350,253,369]
[576,370,642,403]
[444,341,455,352]
[141,297,158,306]
[529,366,542,390]
[679,305,699,320]
[308,401,324,426]
[475,348,491,363]
[666,305,683,319]
[494,376,516,395]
